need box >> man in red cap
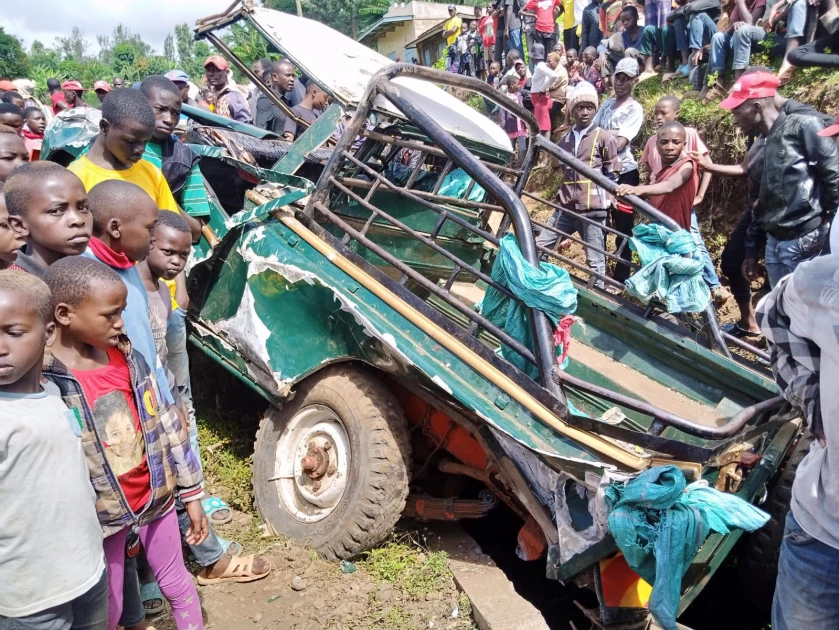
[61,80,89,110]
[93,80,111,105]
[204,55,251,122]
[720,70,838,288]
[818,112,839,146]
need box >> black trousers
[719,209,753,303]
[563,27,580,53]
[787,30,839,68]
[612,169,639,282]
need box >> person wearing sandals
[698,0,767,101]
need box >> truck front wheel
[253,365,411,559]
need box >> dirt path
[146,521,474,630]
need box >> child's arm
[616,162,693,197]
[695,169,712,206]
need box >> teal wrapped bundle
[438,168,487,202]
[624,224,710,313]
[605,465,770,630]
[479,234,577,378]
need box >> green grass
[362,537,451,600]
[196,411,257,515]
[190,346,263,517]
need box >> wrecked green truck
[42,4,804,627]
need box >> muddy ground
[147,527,473,630]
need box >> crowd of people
[0,2,837,625]
[442,0,839,96]
[0,70,278,630]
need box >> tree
[0,27,31,78]
[264,0,390,39]
[164,34,176,64]
[97,35,114,66]
[224,23,274,68]
[112,42,139,82]
[55,27,89,62]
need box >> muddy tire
[253,365,410,560]
[737,432,814,612]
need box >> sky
[1,0,237,55]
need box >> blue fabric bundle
[605,465,770,630]
[438,168,487,202]
[479,234,577,377]
[624,224,710,313]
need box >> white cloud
[1,0,235,55]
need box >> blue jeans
[772,511,839,630]
[690,211,721,290]
[710,25,765,73]
[663,16,689,56]
[1,569,108,630]
[688,12,716,50]
[764,224,829,288]
[508,28,524,60]
[785,0,807,39]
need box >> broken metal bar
[429,213,448,241]
[200,32,310,132]
[443,266,461,291]
[337,175,503,213]
[328,176,516,301]
[373,77,562,405]
[362,129,524,177]
[432,160,454,195]
[405,151,427,188]
[339,153,504,239]
[554,367,786,439]
[313,200,538,366]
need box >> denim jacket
[43,337,204,537]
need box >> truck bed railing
[306,63,779,445]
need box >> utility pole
[296,0,303,16]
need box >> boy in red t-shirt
[43,255,207,630]
[616,121,697,231]
[640,95,730,302]
[521,0,562,53]
[48,78,69,115]
[478,3,498,72]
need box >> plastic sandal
[202,496,233,525]
[140,582,165,616]
[196,554,272,585]
[721,322,762,338]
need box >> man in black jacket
[721,70,838,288]
[581,0,603,51]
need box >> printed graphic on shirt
[91,390,145,476]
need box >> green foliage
[265,0,406,38]
[0,27,31,79]
[363,539,450,599]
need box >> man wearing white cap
[593,57,643,282]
